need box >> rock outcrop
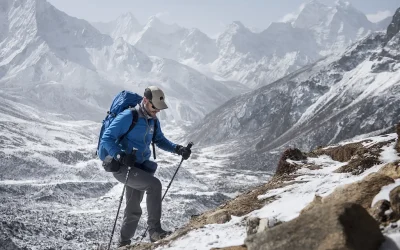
[245,203,384,250]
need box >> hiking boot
[118,240,131,247]
[149,228,172,242]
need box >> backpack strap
[151,120,158,159]
[117,108,139,144]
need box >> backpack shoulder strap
[117,108,139,143]
[152,119,158,142]
[151,119,158,159]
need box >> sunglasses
[148,100,160,111]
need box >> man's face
[144,97,160,118]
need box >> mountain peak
[302,0,328,10]
[144,15,181,34]
[147,15,162,24]
[224,21,251,34]
[334,0,351,8]
[120,12,135,19]
[117,12,140,24]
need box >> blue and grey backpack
[96,90,158,159]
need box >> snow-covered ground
[0,106,270,249]
[154,133,400,250]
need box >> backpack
[96,90,158,159]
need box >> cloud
[279,3,306,23]
[366,10,393,23]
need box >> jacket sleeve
[100,110,133,159]
[154,119,177,153]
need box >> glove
[175,145,191,160]
[116,152,136,167]
[102,156,121,172]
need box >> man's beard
[140,102,157,118]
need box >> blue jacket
[98,107,177,164]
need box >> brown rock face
[322,173,394,210]
[309,142,366,162]
[206,209,232,224]
[396,123,400,153]
[371,200,392,223]
[300,195,323,215]
[334,156,381,175]
[378,161,400,179]
[274,148,306,177]
[389,186,400,217]
[245,203,384,250]
[246,217,260,236]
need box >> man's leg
[119,186,144,242]
[113,166,163,236]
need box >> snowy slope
[0,95,269,249]
[0,0,236,122]
[152,133,400,250]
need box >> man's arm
[100,109,133,159]
[153,119,177,153]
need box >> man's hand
[175,145,192,160]
[116,152,136,167]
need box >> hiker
[98,86,192,247]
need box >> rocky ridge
[120,123,400,250]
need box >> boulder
[245,203,384,250]
[322,173,394,209]
[274,148,306,177]
[206,209,231,224]
[370,199,392,223]
[389,186,400,219]
[246,217,260,236]
[309,142,366,162]
[378,161,400,179]
[246,217,279,236]
[396,123,400,153]
[334,156,381,175]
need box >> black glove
[116,152,136,167]
[175,145,191,160]
[102,156,121,172]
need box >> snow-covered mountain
[213,0,385,88]
[0,0,238,122]
[189,7,400,171]
[96,1,388,89]
[292,0,375,54]
[213,21,320,88]
[93,15,219,65]
[92,12,143,44]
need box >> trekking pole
[137,142,194,244]
[107,149,137,250]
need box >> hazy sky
[48,0,399,37]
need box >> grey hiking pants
[113,164,162,242]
